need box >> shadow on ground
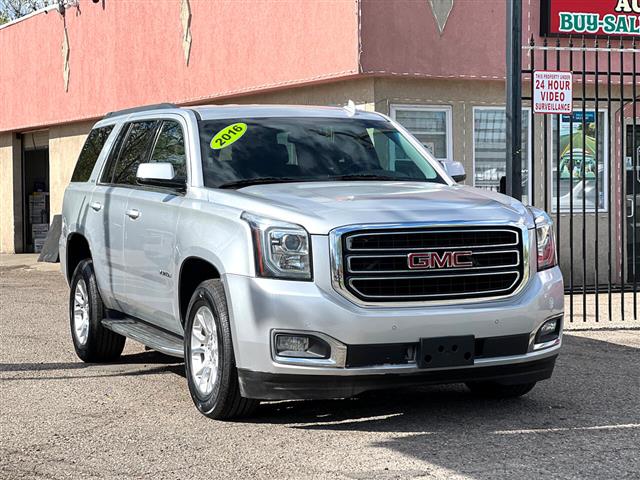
[248,334,640,479]
[2,333,638,478]
[0,351,185,381]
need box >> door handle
[126,209,141,220]
[628,198,635,219]
[90,201,102,212]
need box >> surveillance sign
[533,71,573,115]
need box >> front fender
[175,197,255,278]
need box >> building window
[473,107,531,204]
[391,105,453,161]
[551,110,608,212]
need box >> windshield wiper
[328,174,408,182]
[217,177,306,189]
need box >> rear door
[91,120,159,311]
[65,124,115,287]
[121,119,188,333]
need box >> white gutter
[0,4,59,31]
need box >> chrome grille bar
[330,223,528,306]
[346,249,521,274]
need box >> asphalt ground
[1,258,639,480]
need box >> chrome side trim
[348,271,521,300]
[102,318,184,358]
[346,249,521,273]
[345,228,519,251]
[329,221,531,308]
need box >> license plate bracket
[418,335,475,369]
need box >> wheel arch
[178,256,222,326]
[66,233,92,283]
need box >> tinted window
[149,121,187,180]
[71,126,114,182]
[108,121,159,185]
[100,124,129,184]
[199,117,444,188]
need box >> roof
[100,104,386,122]
[191,105,385,121]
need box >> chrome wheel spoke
[192,346,207,357]
[192,327,206,342]
[189,305,220,397]
[72,279,90,345]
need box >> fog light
[534,316,562,348]
[274,333,330,359]
[540,319,558,336]
[276,335,309,353]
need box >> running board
[102,318,184,358]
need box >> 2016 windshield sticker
[211,123,247,150]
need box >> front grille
[339,226,524,303]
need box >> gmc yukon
[61,104,563,419]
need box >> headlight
[242,212,312,280]
[530,207,557,271]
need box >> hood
[212,182,534,234]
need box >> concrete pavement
[1,256,639,479]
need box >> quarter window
[71,125,114,182]
[149,121,187,180]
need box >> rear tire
[69,259,125,362]
[184,279,258,420]
[465,381,537,398]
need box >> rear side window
[71,126,114,182]
[102,121,159,185]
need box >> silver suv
[61,104,564,419]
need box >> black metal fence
[522,36,638,323]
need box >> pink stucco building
[0,0,637,288]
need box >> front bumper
[238,355,557,400]
[224,251,563,372]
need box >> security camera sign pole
[533,71,574,115]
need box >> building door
[626,124,640,283]
[22,145,49,254]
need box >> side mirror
[440,160,466,183]
[136,163,186,192]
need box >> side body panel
[60,183,94,283]
[121,189,183,333]
[174,188,257,334]
[86,185,132,310]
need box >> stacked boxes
[32,223,49,253]
[29,192,49,253]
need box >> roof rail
[104,103,178,119]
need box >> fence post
[506,0,523,200]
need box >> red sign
[541,0,640,37]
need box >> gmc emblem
[407,251,473,270]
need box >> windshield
[199,117,445,188]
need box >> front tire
[184,279,258,420]
[69,259,125,362]
[465,381,537,398]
